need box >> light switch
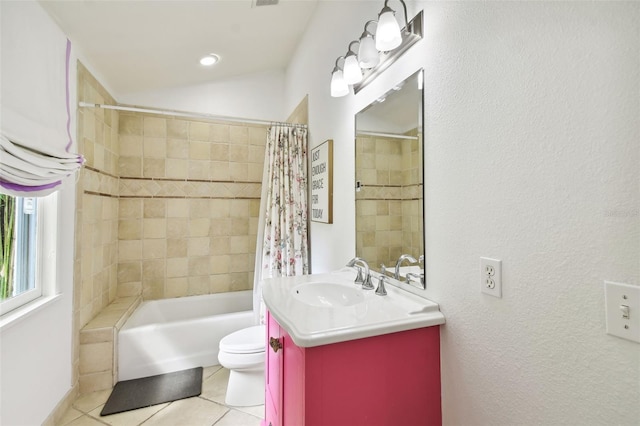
[604,281,640,343]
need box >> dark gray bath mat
[100,367,203,416]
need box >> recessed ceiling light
[199,54,220,66]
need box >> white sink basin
[262,270,446,347]
[291,282,365,308]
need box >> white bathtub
[118,290,255,381]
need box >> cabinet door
[282,328,304,426]
[265,313,283,426]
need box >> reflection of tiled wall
[74,62,120,386]
[355,131,423,269]
[117,112,267,300]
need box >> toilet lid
[220,325,266,354]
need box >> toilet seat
[219,325,265,354]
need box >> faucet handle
[362,270,374,290]
[406,272,426,289]
[354,266,364,286]
[375,264,387,296]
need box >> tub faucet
[394,254,418,280]
[346,257,374,290]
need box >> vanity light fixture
[330,57,349,98]
[343,41,364,85]
[329,0,422,97]
[375,0,408,52]
[199,54,220,66]
[357,21,380,69]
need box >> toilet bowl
[218,324,266,406]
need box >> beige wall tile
[143,239,166,259]
[144,137,167,158]
[188,256,210,276]
[167,138,189,159]
[119,156,142,177]
[229,126,249,144]
[167,119,188,139]
[166,158,188,179]
[79,342,112,374]
[166,278,188,298]
[211,143,229,161]
[144,199,166,218]
[210,124,230,142]
[143,116,166,137]
[188,237,211,257]
[79,371,113,394]
[167,238,188,258]
[189,218,211,237]
[119,115,143,136]
[119,219,142,240]
[118,262,141,283]
[120,135,143,157]
[210,255,230,274]
[167,217,189,239]
[143,158,166,178]
[189,121,210,141]
[167,257,188,278]
[190,141,210,160]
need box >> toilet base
[225,368,265,407]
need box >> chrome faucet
[406,272,426,289]
[375,264,388,296]
[394,254,417,280]
[346,257,374,289]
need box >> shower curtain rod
[78,102,308,128]
[356,130,419,140]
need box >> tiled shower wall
[355,131,423,269]
[73,63,268,394]
[116,113,267,299]
[74,63,120,384]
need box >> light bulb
[343,54,363,84]
[375,9,402,51]
[358,35,379,68]
[330,69,349,97]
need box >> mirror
[355,69,424,284]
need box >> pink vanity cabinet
[264,311,442,426]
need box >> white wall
[0,2,77,425]
[285,1,639,425]
[117,69,285,122]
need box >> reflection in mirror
[355,69,423,285]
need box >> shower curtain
[253,124,309,323]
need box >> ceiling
[39,0,319,99]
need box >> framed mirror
[355,69,424,284]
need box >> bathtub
[118,290,255,381]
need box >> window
[0,193,56,316]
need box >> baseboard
[41,383,79,426]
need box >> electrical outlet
[481,257,502,298]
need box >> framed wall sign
[310,139,333,224]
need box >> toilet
[218,324,266,406]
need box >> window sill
[0,294,62,331]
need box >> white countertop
[261,269,445,348]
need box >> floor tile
[200,368,230,405]
[235,404,264,419]
[213,409,262,426]
[141,397,228,426]
[58,407,85,425]
[88,403,169,426]
[73,390,112,413]
[65,414,108,426]
[203,365,222,380]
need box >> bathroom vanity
[262,270,445,426]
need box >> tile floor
[56,367,263,426]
